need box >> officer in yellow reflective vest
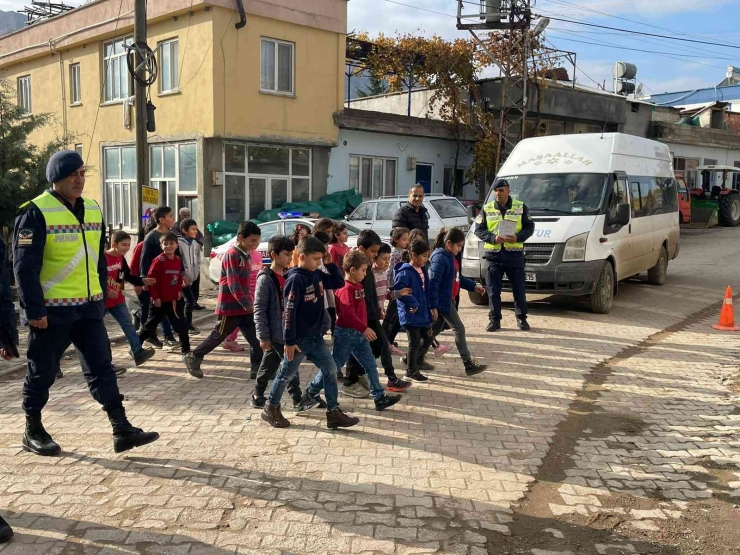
[13,150,159,456]
[474,179,535,332]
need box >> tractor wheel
[718,193,740,226]
[468,289,489,306]
[589,261,614,314]
[647,246,668,286]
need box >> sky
[3,0,740,96]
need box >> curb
[0,309,218,380]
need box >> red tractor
[688,165,740,227]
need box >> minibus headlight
[464,231,481,259]
[563,232,588,262]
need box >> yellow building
[0,0,346,238]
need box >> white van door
[628,177,655,271]
[604,176,633,280]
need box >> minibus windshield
[489,173,608,215]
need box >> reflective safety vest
[482,198,525,252]
[21,191,104,307]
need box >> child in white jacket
[178,219,202,334]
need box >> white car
[208,218,365,284]
[345,194,470,239]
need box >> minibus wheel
[589,261,614,314]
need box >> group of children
[106,207,488,431]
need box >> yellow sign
[142,186,159,205]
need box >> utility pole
[457,0,532,175]
[134,0,148,231]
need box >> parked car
[208,218,364,284]
[462,132,680,315]
[676,176,691,224]
[345,194,470,239]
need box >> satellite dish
[636,83,643,97]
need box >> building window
[103,146,138,229]
[74,143,83,157]
[223,144,310,222]
[158,39,179,93]
[103,36,133,102]
[70,63,81,104]
[260,38,294,94]
[17,76,31,114]
[349,155,396,198]
[150,142,198,217]
[673,156,700,189]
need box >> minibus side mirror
[614,204,630,226]
[467,205,476,225]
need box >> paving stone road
[0,226,739,554]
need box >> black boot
[106,405,159,453]
[0,515,12,544]
[516,318,531,331]
[486,319,501,332]
[464,360,488,376]
[22,413,61,456]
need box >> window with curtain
[69,63,81,104]
[348,155,397,198]
[17,76,31,114]
[159,39,179,93]
[260,38,294,94]
[103,36,133,102]
[150,143,198,208]
[104,146,137,229]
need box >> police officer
[13,150,159,456]
[474,179,535,332]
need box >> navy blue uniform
[474,197,535,321]
[14,189,122,415]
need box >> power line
[536,6,735,60]
[547,31,727,70]
[538,14,740,50]
[541,0,740,45]
[548,29,736,62]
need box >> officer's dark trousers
[23,318,121,415]
[193,314,262,369]
[486,263,528,321]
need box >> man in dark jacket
[474,180,535,331]
[392,185,430,241]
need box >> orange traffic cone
[713,286,740,331]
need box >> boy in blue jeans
[331,250,402,411]
[262,235,360,429]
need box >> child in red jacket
[137,232,191,360]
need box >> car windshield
[490,173,608,215]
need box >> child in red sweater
[106,230,156,370]
[331,251,401,412]
[137,232,191,360]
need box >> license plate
[503,273,537,283]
